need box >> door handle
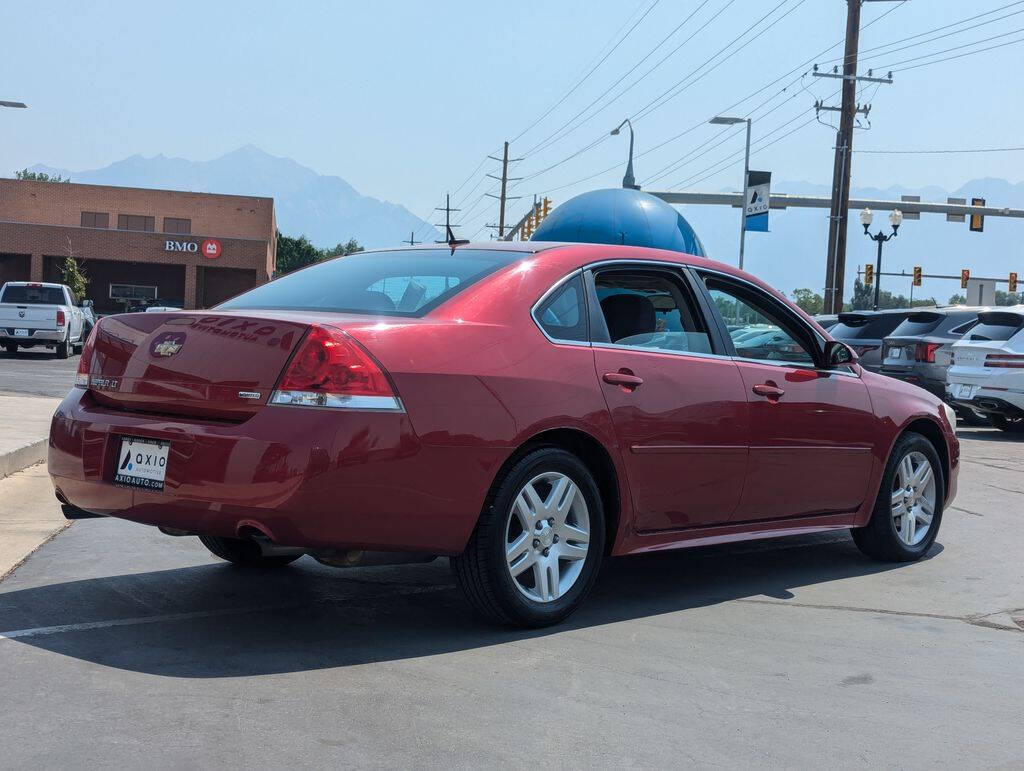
[603,371,644,390]
[752,383,785,399]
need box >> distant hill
[678,176,1024,302]
[23,145,439,248]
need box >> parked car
[880,308,985,424]
[0,281,89,358]
[813,314,840,330]
[51,243,959,627]
[947,307,1024,432]
[828,309,916,372]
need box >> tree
[847,278,936,311]
[948,293,966,305]
[948,290,1022,306]
[60,255,89,303]
[15,168,70,183]
[322,238,363,258]
[791,288,824,316]
[275,232,323,275]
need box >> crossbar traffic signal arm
[857,269,1020,285]
[647,191,1024,221]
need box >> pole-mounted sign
[744,170,771,232]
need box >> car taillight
[984,354,1024,368]
[56,310,66,326]
[914,342,941,363]
[75,325,99,388]
[270,325,402,411]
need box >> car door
[697,271,876,522]
[588,264,749,531]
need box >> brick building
[0,178,276,313]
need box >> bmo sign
[165,238,222,259]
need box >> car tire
[452,447,605,628]
[851,431,944,562]
[3,343,16,354]
[198,535,301,567]
[989,415,1024,433]
[55,335,71,359]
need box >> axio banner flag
[744,170,771,232]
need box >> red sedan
[49,243,959,627]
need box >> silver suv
[828,310,914,372]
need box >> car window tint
[890,312,944,337]
[705,279,814,365]
[831,313,908,340]
[218,248,524,316]
[593,269,712,355]
[0,285,66,304]
[535,274,588,342]
[967,312,1024,342]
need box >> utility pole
[434,193,461,242]
[485,141,522,238]
[819,0,897,314]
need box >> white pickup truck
[0,281,89,358]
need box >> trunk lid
[0,304,57,331]
[85,312,309,420]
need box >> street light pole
[710,116,752,270]
[860,208,903,311]
[610,119,639,190]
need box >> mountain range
[17,146,1022,302]
[23,145,439,248]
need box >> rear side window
[0,285,66,304]
[968,312,1024,342]
[219,249,525,316]
[593,268,713,354]
[831,313,908,340]
[535,274,588,342]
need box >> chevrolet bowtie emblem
[153,339,183,357]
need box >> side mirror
[81,299,93,308]
[824,340,857,368]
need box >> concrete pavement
[0,347,80,398]
[0,464,67,580]
[0,392,60,479]
[0,428,1021,767]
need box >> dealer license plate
[113,437,170,491]
[14,328,29,337]
[951,383,978,400]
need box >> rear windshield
[967,312,1024,342]
[889,312,944,337]
[0,285,65,304]
[830,313,908,340]
[218,249,526,316]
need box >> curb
[0,439,48,481]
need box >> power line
[854,146,1024,154]
[877,28,1024,71]
[510,0,660,145]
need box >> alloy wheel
[891,451,937,547]
[505,471,590,603]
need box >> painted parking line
[0,603,296,641]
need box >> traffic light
[969,197,985,232]
[961,269,970,289]
[542,197,552,219]
[864,264,873,285]
[912,266,922,287]
[523,212,534,240]
[1010,272,1018,294]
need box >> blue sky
[3,0,1023,254]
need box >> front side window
[705,278,815,365]
[592,268,713,354]
[218,248,525,316]
[535,273,587,342]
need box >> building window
[117,214,155,232]
[163,217,191,235]
[81,211,109,228]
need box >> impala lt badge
[237,391,261,400]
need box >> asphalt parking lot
[0,427,1021,767]
[0,348,80,398]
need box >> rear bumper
[948,393,1024,418]
[48,389,504,555]
[1,328,63,344]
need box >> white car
[0,281,88,358]
[946,306,1024,433]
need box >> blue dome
[530,188,706,256]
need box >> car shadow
[0,532,942,678]
[956,427,1024,442]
